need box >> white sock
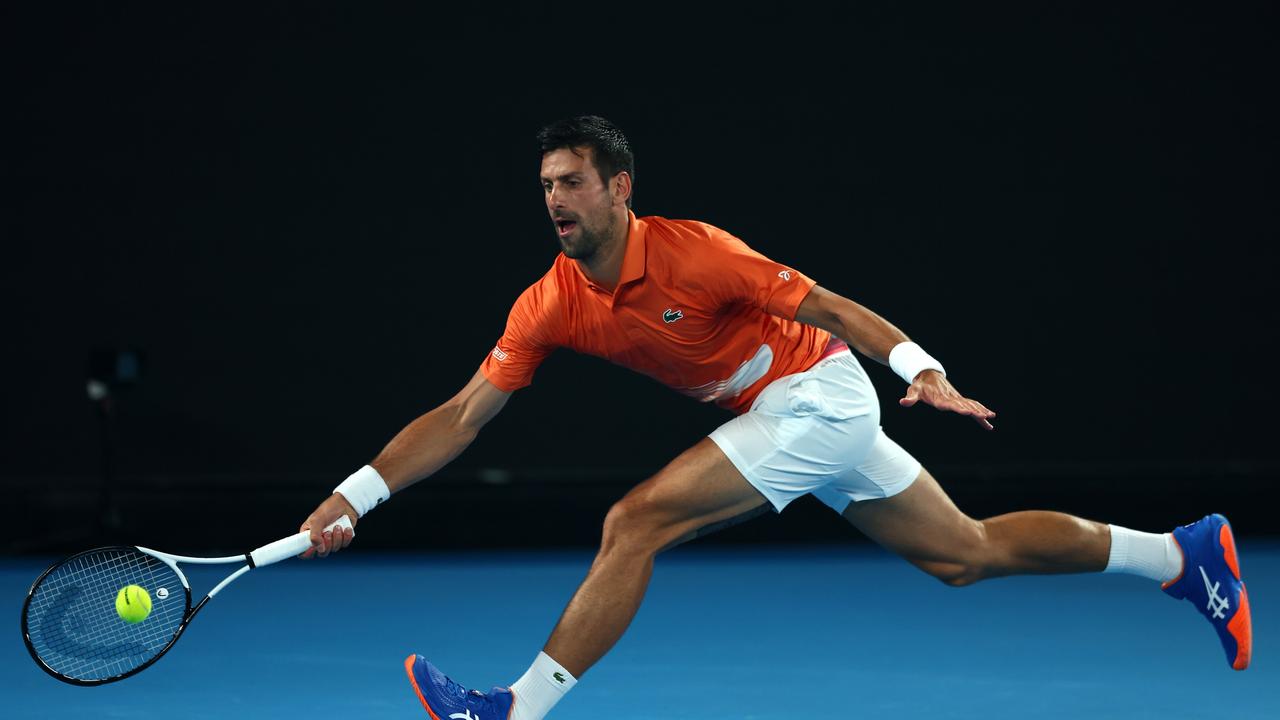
[1104,525,1183,584]
[509,651,576,720]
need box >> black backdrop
[3,4,1276,552]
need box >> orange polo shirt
[480,211,832,415]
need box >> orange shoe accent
[1219,524,1241,581]
[404,655,443,720]
[1161,534,1186,591]
[1229,586,1253,671]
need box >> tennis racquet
[21,515,353,685]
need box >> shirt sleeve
[479,271,564,392]
[699,224,817,320]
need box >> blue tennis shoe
[404,654,515,720]
[1162,514,1252,670]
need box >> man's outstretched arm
[300,368,512,556]
[794,285,996,430]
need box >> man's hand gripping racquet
[21,515,353,685]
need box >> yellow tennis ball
[115,584,152,624]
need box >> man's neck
[574,211,631,292]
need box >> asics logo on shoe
[1200,565,1230,620]
[449,712,479,720]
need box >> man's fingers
[297,522,316,559]
[964,403,995,424]
[963,395,995,415]
[963,398,995,416]
[948,395,995,418]
[904,377,998,428]
[299,495,359,559]
[956,400,996,429]
[924,393,997,429]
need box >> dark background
[3,3,1276,554]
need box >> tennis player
[300,116,1252,720]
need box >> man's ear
[612,171,633,206]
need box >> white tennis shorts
[708,348,921,514]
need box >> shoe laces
[433,666,502,715]
[438,672,469,701]
[466,688,502,713]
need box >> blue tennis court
[4,542,1276,718]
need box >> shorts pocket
[786,372,873,422]
[751,361,875,422]
[785,376,833,417]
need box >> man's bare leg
[541,437,768,675]
[842,467,1129,585]
[405,440,768,720]
[839,467,1251,670]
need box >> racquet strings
[25,548,186,682]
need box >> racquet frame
[22,515,351,685]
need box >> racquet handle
[249,515,353,567]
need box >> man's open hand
[900,370,996,430]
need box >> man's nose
[547,184,566,209]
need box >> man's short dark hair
[538,115,635,208]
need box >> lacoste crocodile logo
[662,309,684,324]
[553,671,566,684]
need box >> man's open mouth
[555,220,578,237]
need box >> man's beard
[558,212,616,261]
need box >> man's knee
[912,519,993,587]
[600,492,673,556]
[918,559,983,587]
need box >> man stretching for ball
[299,116,1252,720]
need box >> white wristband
[888,342,946,384]
[333,465,391,518]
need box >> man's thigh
[618,438,770,543]
[839,467,984,565]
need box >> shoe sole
[1219,523,1252,670]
